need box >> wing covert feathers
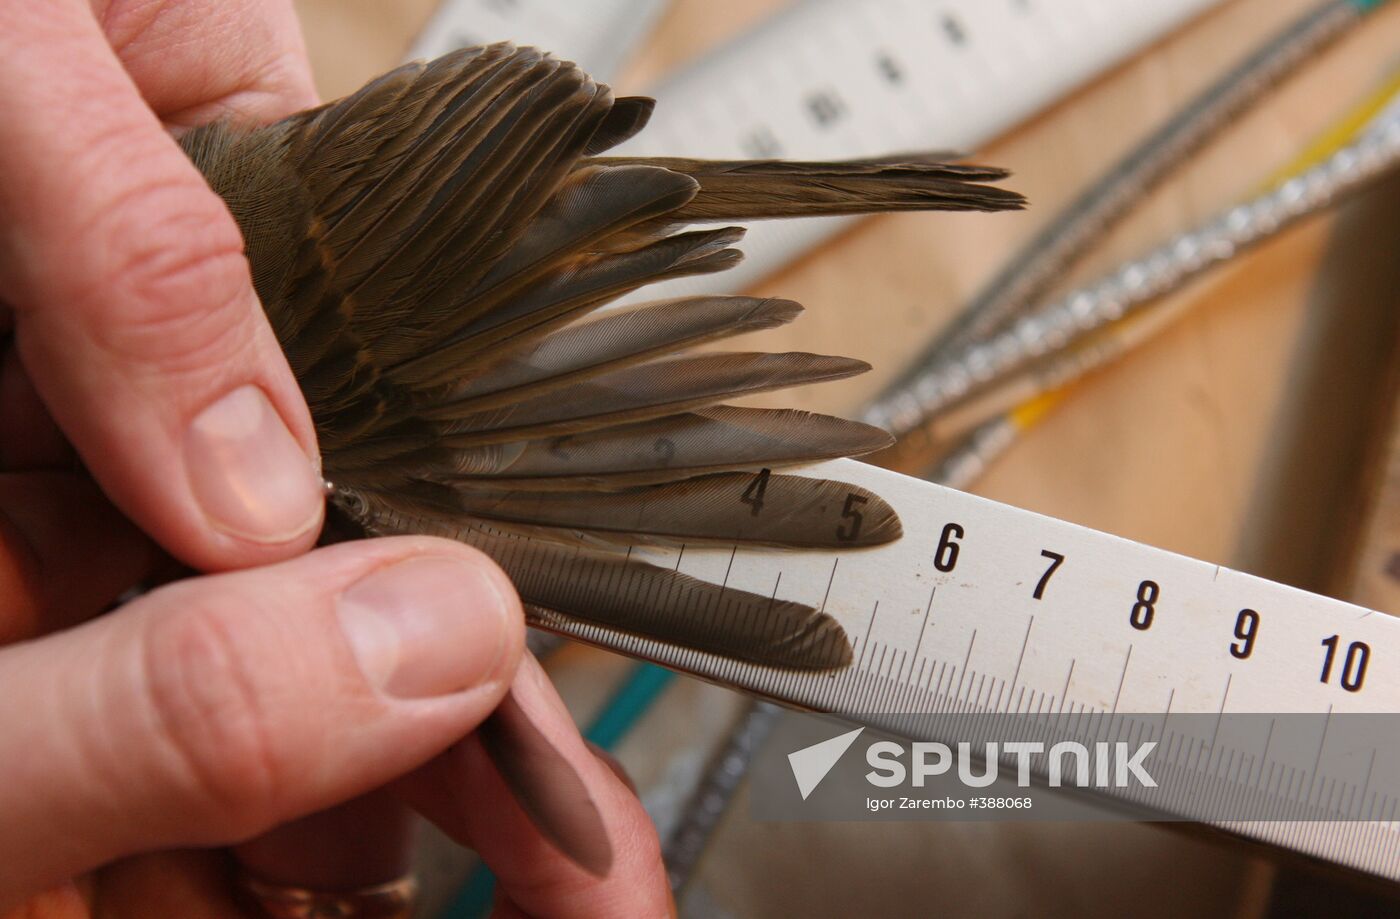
[184,43,1025,669]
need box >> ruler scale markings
[928,658,946,700]
[873,645,893,708]
[893,647,914,703]
[862,600,882,651]
[953,667,974,716]
[947,664,966,716]
[1360,749,1378,819]
[1007,682,1023,715]
[970,671,988,712]
[1017,684,1034,717]
[913,586,938,659]
[888,647,907,708]
[956,628,979,702]
[885,646,901,685]
[1210,673,1233,750]
[1058,658,1077,714]
[1324,778,1340,817]
[930,658,951,708]
[1111,645,1133,715]
[1309,705,1335,803]
[816,558,839,611]
[759,573,784,652]
[719,546,738,591]
[1215,748,1239,822]
[1286,766,1305,813]
[1260,722,1282,795]
[1243,753,1266,821]
[989,676,1005,715]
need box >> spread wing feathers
[386,225,743,391]
[430,352,871,444]
[396,164,701,346]
[345,499,854,670]
[424,296,803,413]
[440,407,893,490]
[180,43,1030,667]
[593,156,1028,222]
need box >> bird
[179,42,1023,674]
[179,42,1025,877]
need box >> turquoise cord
[583,663,676,750]
[438,662,677,919]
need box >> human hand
[0,2,672,916]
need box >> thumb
[0,536,524,910]
[0,1,325,572]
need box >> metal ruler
[615,0,1223,299]
[528,457,1400,881]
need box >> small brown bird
[181,43,1023,673]
[180,43,1023,876]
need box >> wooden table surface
[292,2,1400,916]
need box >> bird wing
[181,44,1025,669]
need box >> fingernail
[337,555,511,698]
[184,385,322,544]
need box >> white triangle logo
[788,727,865,800]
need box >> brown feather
[438,407,892,489]
[582,95,654,155]
[448,472,903,548]
[594,156,1027,221]
[430,296,803,413]
[432,352,870,443]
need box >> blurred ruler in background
[409,0,1223,295]
[408,0,670,81]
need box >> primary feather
[181,43,1024,671]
